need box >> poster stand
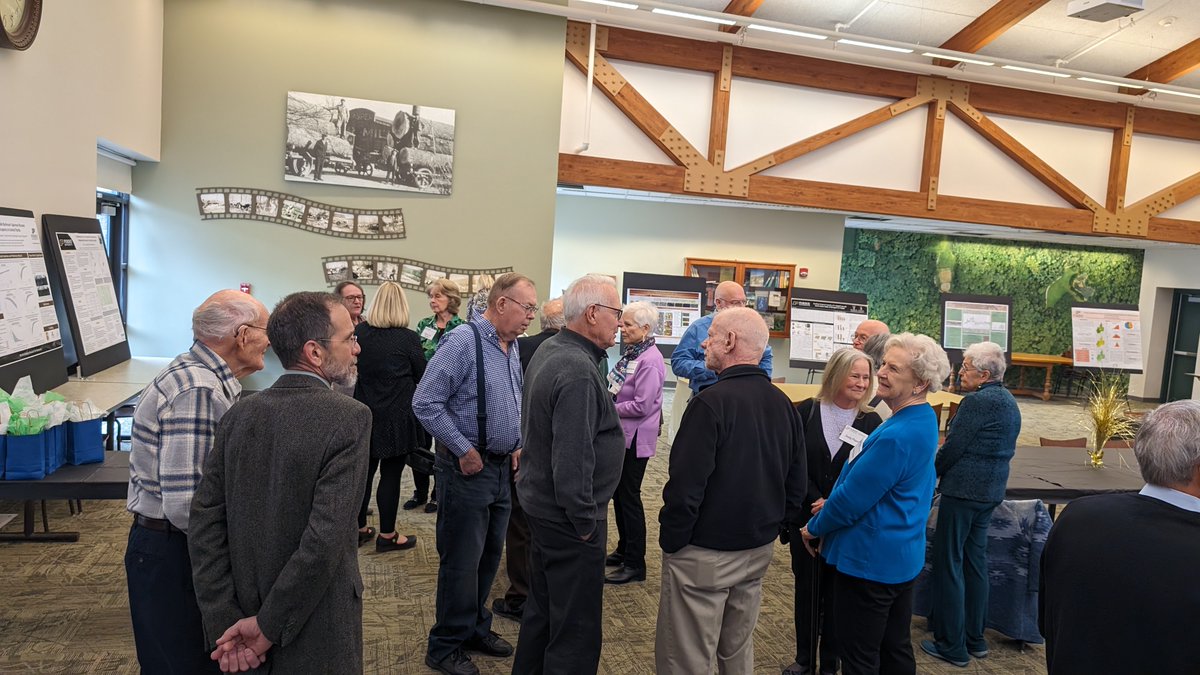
[621,272,707,358]
[0,208,67,393]
[788,288,869,370]
[939,293,1013,364]
[1070,303,1142,373]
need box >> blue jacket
[670,314,773,394]
[806,402,938,585]
[935,380,1021,503]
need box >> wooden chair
[930,403,944,430]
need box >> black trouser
[503,469,531,606]
[834,571,916,675]
[358,456,405,533]
[412,465,431,499]
[789,536,839,673]
[611,439,648,570]
[125,523,219,674]
[511,514,606,675]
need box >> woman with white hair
[922,341,1021,667]
[801,333,950,675]
[604,300,666,585]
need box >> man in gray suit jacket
[190,291,371,673]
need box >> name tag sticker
[626,361,638,374]
[839,426,868,448]
[420,326,437,340]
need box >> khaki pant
[654,541,776,675]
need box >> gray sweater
[935,380,1021,502]
[517,328,625,538]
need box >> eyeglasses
[342,295,365,302]
[593,303,624,321]
[316,334,359,345]
[236,324,268,337]
[503,296,539,316]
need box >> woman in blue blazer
[801,333,950,675]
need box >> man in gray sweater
[512,274,626,674]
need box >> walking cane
[809,543,821,671]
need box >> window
[95,190,130,323]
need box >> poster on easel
[622,272,707,357]
[940,293,1012,363]
[0,208,67,393]
[42,214,130,377]
[788,288,869,370]
[1070,303,1142,372]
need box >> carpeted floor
[0,390,1144,674]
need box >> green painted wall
[131,0,565,389]
[841,229,1144,359]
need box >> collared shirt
[1140,483,1200,514]
[413,316,523,457]
[670,313,773,394]
[127,342,241,532]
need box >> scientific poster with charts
[54,232,126,356]
[625,288,702,346]
[939,294,1012,361]
[1071,304,1142,372]
[0,212,61,366]
[788,289,868,370]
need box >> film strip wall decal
[322,255,513,294]
[196,187,405,239]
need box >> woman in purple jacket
[604,301,666,585]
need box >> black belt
[134,514,181,533]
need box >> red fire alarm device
[239,283,252,294]
[798,268,809,278]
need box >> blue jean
[427,447,512,662]
[930,495,999,661]
[125,523,219,674]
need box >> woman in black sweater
[785,348,883,675]
[354,281,427,552]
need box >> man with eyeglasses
[512,275,626,674]
[125,289,270,674]
[414,272,538,675]
[189,291,371,673]
[672,280,773,397]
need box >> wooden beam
[1128,170,1200,217]
[921,99,948,209]
[733,45,919,99]
[580,21,727,72]
[1125,36,1200,84]
[935,0,1050,66]
[948,101,1098,210]
[709,46,734,167]
[719,0,763,34]
[1106,107,1134,211]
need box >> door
[1161,290,1200,402]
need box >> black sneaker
[403,493,427,510]
[426,649,479,675]
[491,597,524,622]
[605,551,624,567]
[464,630,513,657]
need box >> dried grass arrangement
[1084,371,1136,468]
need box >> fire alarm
[798,268,809,278]
[239,282,252,294]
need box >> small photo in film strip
[196,187,405,240]
[322,254,513,295]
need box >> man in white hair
[656,307,808,675]
[671,280,773,396]
[513,275,627,674]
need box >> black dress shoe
[491,597,524,622]
[604,565,646,584]
[376,534,417,552]
[403,493,427,510]
[464,630,513,657]
[426,649,479,675]
[425,499,439,514]
[357,527,375,547]
[605,551,625,567]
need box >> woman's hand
[800,527,819,558]
[810,497,826,515]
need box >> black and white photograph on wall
[352,260,375,280]
[381,214,404,234]
[331,211,354,233]
[199,193,226,215]
[255,195,279,217]
[400,264,424,286]
[285,91,456,195]
[324,261,350,283]
[449,273,470,290]
[423,269,446,285]
[281,200,305,222]
[356,214,380,234]
[306,207,330,229]
[228,193,252,214]
[376,262,399,281]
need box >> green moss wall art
[840,229,1144,357]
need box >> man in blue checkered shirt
[124,290,270,674]
[414,272,537,675]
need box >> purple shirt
[614,347,666,458]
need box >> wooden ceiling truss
[560,22,1200,245]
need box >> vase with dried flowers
[1084,371,1135,468]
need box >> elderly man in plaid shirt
[124,289,270,674]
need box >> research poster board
[42,214,130,377]
[788,288,869,370]
[1070,303,1142,372]
[940,293,1012,362]
[0,208,67,393]
[622,272,707,357]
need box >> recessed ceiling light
[650,8,736,25]
[576,0,639,8]
[921,52,995,66]
[1077,76,1143,88]
[837,38,913,54]
[1159,16,1176,27]
[747,24,828,40]
[1001,65,1071,78]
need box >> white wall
[0,0,162,218]
[552,194,845,384]
[1130,247,1200,400]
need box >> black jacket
[352,323,427,458]
[795,398,882,524]
[659,364,807,553]
[517,329,558,373]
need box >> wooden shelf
[685,257,795,338]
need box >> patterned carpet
[0,391,1137,674]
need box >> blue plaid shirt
[413,316,523,457]
[126,342,241,532]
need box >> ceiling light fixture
[1077,76,1143,88]
[1001,64,1071,78]
[576,0,640,8]
[650,7,736,25]
[921,52,995,66]
[747,24,829,40]
[837,38,913,54]
[1151,87,1200,100]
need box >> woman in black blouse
[785,348,883,675]
[354,281,427,552]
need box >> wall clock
[0,0,42,51]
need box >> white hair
[885,332,951,393]
[563,274,617,322]
[963,341,1006,380]
[193,294,262,342]
[1136,400,1200,487]
[622,301,659,335]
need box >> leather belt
[134,514,181,533]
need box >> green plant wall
[841,229,1144,358]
